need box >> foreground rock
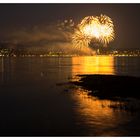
[71,74,140,100]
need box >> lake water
[0,56,140,136]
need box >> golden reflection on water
[71,56,133,136]
[71,88,132,136]
[72,56,115,75]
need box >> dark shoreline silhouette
[71,74,140,100]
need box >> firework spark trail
[72,14,115,49]
[72,30,91,49]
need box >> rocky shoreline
[71,74,140,100]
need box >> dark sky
[0,4,140,49]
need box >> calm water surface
[0,56,140,136]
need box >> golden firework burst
[72,29,91,49]
[72,14,115,49]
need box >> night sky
[0,4,140,49]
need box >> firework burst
[72,14,115,49]
[72,29,91,49]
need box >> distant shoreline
[0,54,140,58]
